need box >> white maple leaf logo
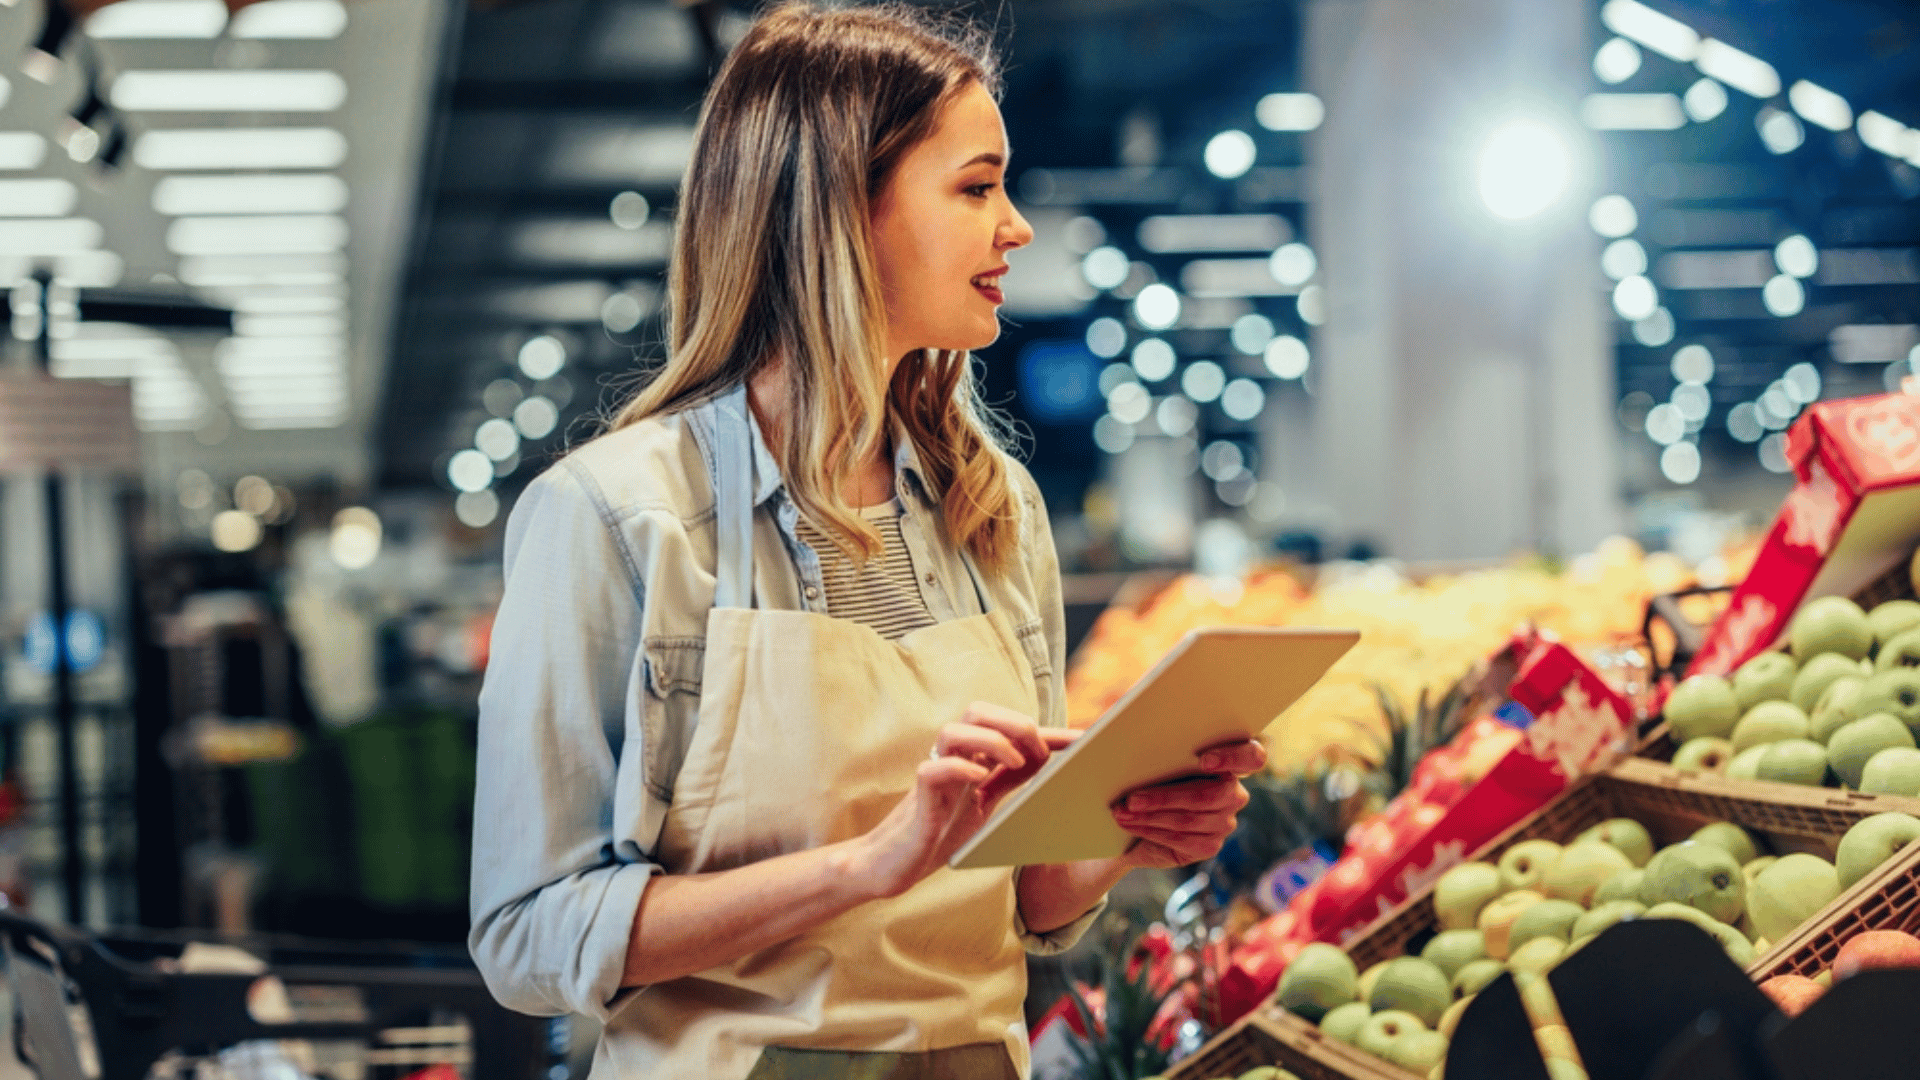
[1526,682,1629,779]
[1694,593,1780,676]
[1781,460,1845,556]
[1397,838,1468,899]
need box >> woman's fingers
[1196,738,1267,776]
[1119,776,1249,815]
[957,702,1052,766]
[934,723,1026,771]
[1114,807,1237,834]
[1040,728,1081,751]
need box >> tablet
[949,626,1359,870]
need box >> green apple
[1433,861,1504,931]
[1812,676,1867,743]
[1509,899,1585,952]
[1853,669,1920,731]
[1727,744,1769,780]
[1542,842,1635,905]
[1876,625,1920,671]
[1498,839,1564,892]
[1873,600,1920,647]
[1641,841,1746,924]
[1576,818,1655,867]
[1742,855,1778,883]
[1672,736,1734,774]
[1666,674,1741,741]
[1828,713,1917,787]
[1594,867,1644,905]
[1836,811,1920,890]
[1791,595,1873,661]
[1573,899,1645,939]
[1508,935,1567,976]
[1368,957,1451,1026]
[1642,902,1754,964]
[1748,853,1840,942]
[1478,889,1545,959]
[1320,1000,1372,1045]
[1277,942,1358,1021]
[1731,701,1811,754]
[1386,1028,1450,1074]
[1451,957,1504,998]
[1420,928,1488,980]
[1357,1010,1426,1059]
[1357,959,1391,1004]
[1756,738,1829,786]
[1861,746,1920,795]
[1794,653,1868,714]
[1733,651,1798,708]
[1690,822,1760,865]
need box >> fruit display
[1065,541,1714,772]
[1661,596,1920,795]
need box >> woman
[469,5,1266,1077]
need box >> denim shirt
[469,389,1099,1022]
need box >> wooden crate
[1749,835,1920,981]
[1167,1002,1412,1080]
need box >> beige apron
[605,392,1036,1079]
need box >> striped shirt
[793,499,938,641]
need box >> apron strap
[704,384,757,611]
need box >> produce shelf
[1749,833,1920,981]
[1166,1001,1414,1080]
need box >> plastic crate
[1167,1002,1411,1080]
[1749,834,1920,981]
[1342,757,1920,972]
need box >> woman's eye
[966,183,997,198]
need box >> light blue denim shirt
[469,387,1101,1022]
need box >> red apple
[1834,929,1920,980]
[1759,974,1825,1016]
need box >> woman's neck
[748,362,894,506]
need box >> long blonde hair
[609,2,1022,573]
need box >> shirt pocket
[640,638,706,804]
[1012,618,1059,727]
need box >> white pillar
[1296,0,1623,560]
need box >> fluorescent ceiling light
[1254,93,1324,132]
[1179,259,1298,298]
[180,254,344,288]
[0,133,47,171]
[1695,40,1780,98]
[87,1,226,38]
[230,0,348,39]
[135,128,347,171]
[112,71,347,113]
[0,218,102,256]
[167,214,347,256]
[0,179,78,218]
[1137,215,1290,253]
[153,174,347,216]
[229,293,344,314]
[1580,93,1686,131]
[509,220,670,267]
[1789,80,1853,133]
[545,122,694,185]
[1654,249,1774,289]
[1600,0,1699,61]
[1858,112,1917,160]
[234,313,346,337]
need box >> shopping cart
[0,907,559,1080]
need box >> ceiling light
[234,313,346,338]
[448,449,494,493]
[455,490,500,529]
[1757,108,1805,154]
[228,293,344,315]
[1683,78,1728,123]
[1133,284,1180,330]
[1858,112,1919,161]
[0,133,47,171]
[609,190,649,230]
[1269,242,1317,286]
[1612,275,1658,320]
[1130,338,1176,381]
[1774,235,1818,279]
[0,218,101,256]
[211,510,262,552]
[1203,130,1257,179]
[1080,246,1129,289]
[0,179,77,218]
[475,418,520,461]
[111,71,347,113]
[513,396,559,439]
[1255,93,1324,132]
[1762,274,1805,317]
[1181,360,1225,403]
[179,254,345,288]
[87,1,225,38]
[1601,238,1647,280]
[1138,215,1288,253]
[1264,335,1309,379]
[1580,93,1685,130]
[1788,80,1852,133]
[1478,119,1573,219]
[167,215,347,256]
[1632,307,1675,346]
[1600,0,1699,61]
[518,335,566,379]
[152,174,347,216]
[134,128,347,171]
[1695,39,1780,99]
[1085,317,1126,358]
[230,0,348,39]
[1593,38,1642,84]
[1659,441,1701,484]
[1589,195,1638,237]
[1672,344,1714,383]
[509,219,670,267]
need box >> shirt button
[923,572,936,585]
[805,586,819,600]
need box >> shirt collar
[728,388,931,509]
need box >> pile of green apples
[1269,810,1920,1080]
[1664,596,1920,793]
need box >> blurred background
[0,0,1914,1074]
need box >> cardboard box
[1690,389,1920,677]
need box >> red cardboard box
[1690,389,1920,677]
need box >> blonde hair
[609,1,1023,574]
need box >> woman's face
[870,80,1033,366]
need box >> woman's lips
[974,281,1004,304]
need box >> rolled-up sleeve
[469,463,658,1021]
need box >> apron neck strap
[699,384,757,611]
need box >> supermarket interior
[2,0,1920,1077]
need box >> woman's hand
[850,703,1078,899]
[1110,739,1267,870]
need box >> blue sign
[1016,340,1103,423]
[23,610,105,674]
